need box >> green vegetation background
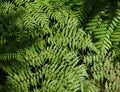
[0,0,120,92]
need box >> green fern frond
[85,1,120,52]
[0,53,17,61]
[0,0,120,92]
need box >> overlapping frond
[85,0,120,52]
[0,0,120,92]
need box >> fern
[85,0,120,52]
[0,0,120,92]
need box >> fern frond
[0,53,17,61]
[6,68,42,92]
[85,1,120,52]
[82,49,120,91]
[0,0,120,92]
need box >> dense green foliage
[0,0,120,92]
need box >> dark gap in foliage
[20,3,26,7]
[44,59,49,65]
[43,33,50,40]
[0,69,8,85]
[42,74,45,81]
[100,77,107,90]
[30,65,44,74]
[77,59,84,66]
[29,84,34,91]
[38,74,45,89]
[29,0,34,2]
[101,15,108,21]
[37,82,42,89]
[46,41,51,48]
[108,0,117,6]
[67,44,70,50]
[86,68,93,79]
[29,82,41,92]
[37,81,42,89]
[49,18,57,28]
[29,83,40,91]
[70,4,80,11]
[78,48,90,56]
[30,66,36,73]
